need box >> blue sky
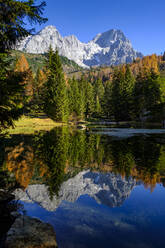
[32,0,165,55]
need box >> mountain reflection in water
[1,127,165,247]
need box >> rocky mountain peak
[92,29,128,48]
[16,25,143,67]
[38,25,58,34]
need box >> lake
[1,127,165,248]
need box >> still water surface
[1,127,165,247]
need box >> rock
[16,25,143,68]
[5,215,58,248]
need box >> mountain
[14,170,137,211]
[17,25,143,68]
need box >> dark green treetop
[0,0,47,52]
[43,49,68,122]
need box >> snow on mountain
[17,25,143,68]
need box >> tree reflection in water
[1,127,165,198]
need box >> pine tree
[144,69,161,118]
[0,53,26,131]
[32,68,47,113]
[123,64,135,120]
[133,68,161,120]
[103,81,113,118]
[0,0,47,130]
[43,49,68,122]
[78,77,94,119]
[111,68,125,121]
[110,65,135,121]
[68,77,84,119]
[83,80,95,118]
[93,78,104,117]
[0,0,47,53]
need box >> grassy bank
[6,116,65,134]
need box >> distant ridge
[17,25,143,68]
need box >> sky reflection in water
[1,127,165,248]
[22,184,165,248]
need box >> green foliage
[0,0,47,53]
[34,128,69,196]
[0,53,27,131]
[78,77,95,118]
[43,49,68,122]
[93,78,104,116]
[2,127,165,194]
[110,66,135,121]
[133,69,161,120]
[68,77,84,119]
[102,81,113,118]
[111,68,126,121]
[0,0,47,131]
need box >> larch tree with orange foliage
[15,54,34,96]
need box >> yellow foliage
[5,143,34,189]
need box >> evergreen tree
[43,49,68,122]
[144,69,161,119]
[93,78,104,117]
[32,68,47,113]
[123,64,135,120]
[132,69,146,120]
[85,81,95,118]
[0,0,47,53]
[110,65,135,121]
[111,68,125,121]
[0,53,26,131]
[68,77,84,119]
[78,77,95,119]
[79,78,95,118]
[103,81,113,118]
[0,0,47,130]
[133,68,161,120]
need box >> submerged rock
[5,215,58,248]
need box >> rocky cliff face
[14,170,137,211]
[17,25,143,67]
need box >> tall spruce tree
[123,64,135,120]
[111,68,125,121]
[93,78,104,117]
[68,77,84,119]
[111,66,135,121]
[103,81,113,118]
[86,82,95,118]
[133,68,161,120]
[78,77,94,119]
[43,48,68,122]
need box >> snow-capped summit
[17,25,143,67]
